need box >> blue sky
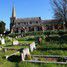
[0,0,53,29]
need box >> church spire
[12,5,16,17]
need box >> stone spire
[12,5,16,17]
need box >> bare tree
[50,0,67,28]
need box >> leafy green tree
[0,21,5,34]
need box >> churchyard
[0,30,67,67]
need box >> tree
[50,0,67,28]
[0,21,5,34]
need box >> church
[10,6,64,33]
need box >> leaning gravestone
[13,40,19,45]
[6,55,9,59]
[21,48,31,61]
[23,48,30,59]
[30,42,36,52]
[1,37,5,45]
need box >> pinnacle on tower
[12,5,16,17]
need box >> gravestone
[23,48,30,58]
[16,36,18,38]
[13,40,19,45]
[17,35,21,38]
[21,53,24,61]
[21,48,31,61]
[30,42,36,52]
[1,37,5,44]
[0,34,2,37]
[6,55,9,59]
[4,48,7,52]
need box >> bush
[44,30,67,36]
[44,31,50,36]
[24,31,43,36]
[58,31,64,36]
[57,57,66,62]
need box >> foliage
[8,30,67,38]
[58,30,65,36]
[57,57,66,62]
[0,21,5,34]
[8,33,20,38]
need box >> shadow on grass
[8,55,21,62]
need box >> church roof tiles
[14,17,41,23]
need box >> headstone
[21,53,24,61]
[23,48,30,58]
[4,48,7,52]
[1,37,5,44]
[13,40,19,45]
[6,56,9,59]
[18,35,21,38]
[16,36,18,38]
[30,42,36,52]
[1,34,2,37]
[21,48,30,61]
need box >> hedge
[8,30,67,38]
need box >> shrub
[58,31,64,36]
[57,57,66,62]
[8,33,19,38]
[44,31,50,36]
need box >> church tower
[10,5,16,32]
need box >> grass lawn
[31,50,67,56]
[0,35,67,67]
[0,61,67,67]
[0,50,17,57]
[19,41,33,44]
[4,45,29,50]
